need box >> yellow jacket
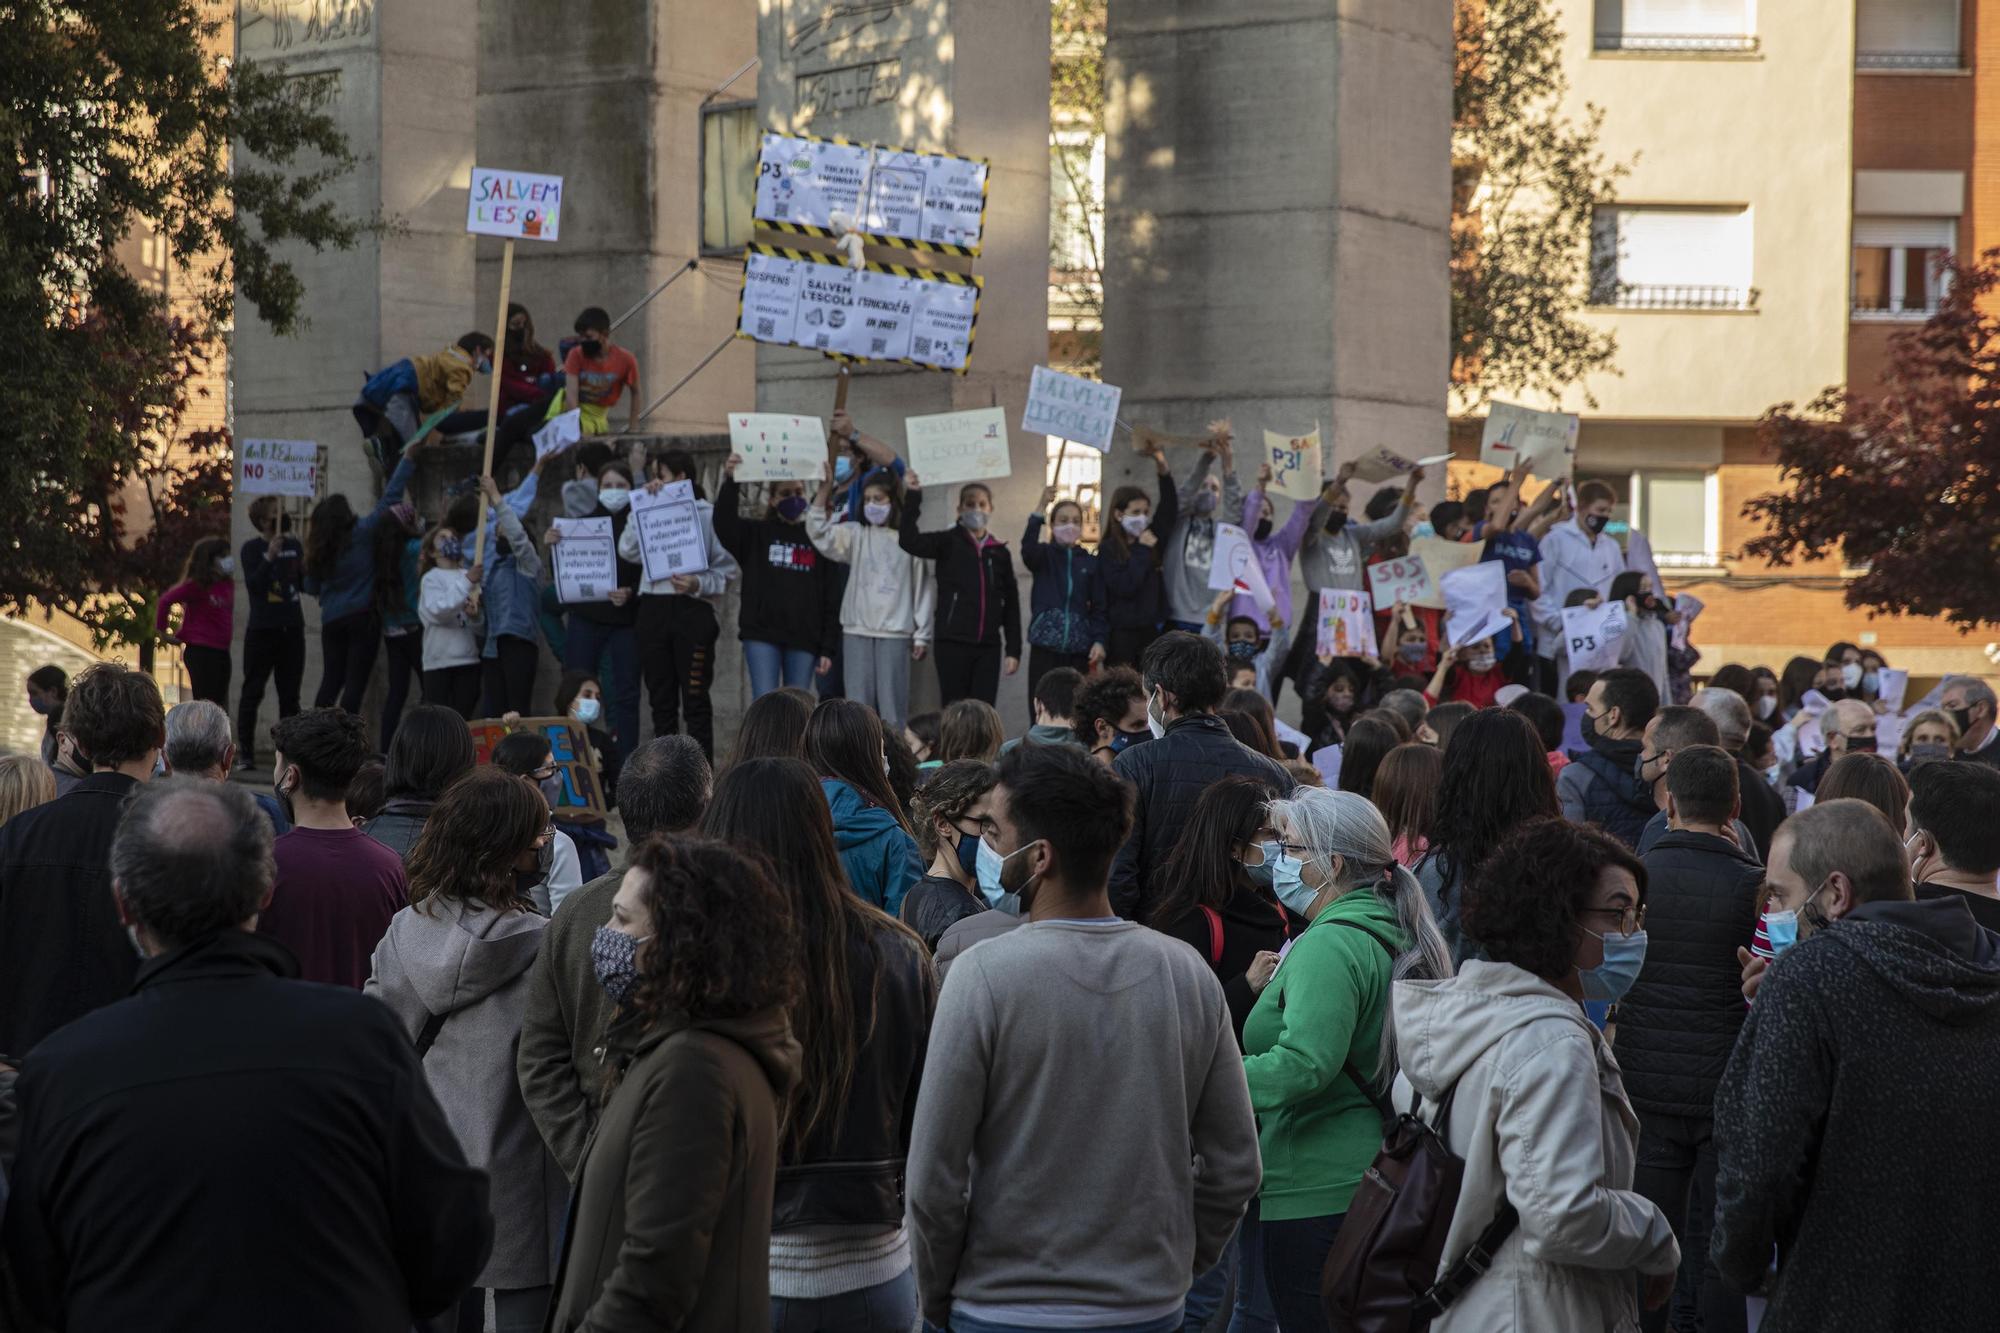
[413,346,476,413]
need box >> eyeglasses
[531,767,558,782]
[1582,905,1645,938]
[1276,841,1312,859]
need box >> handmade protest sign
[1266,427,1323,502]
[629,482,709,582]
[466,168,564,242]
[1561,600,1628,673]
[1022,366,1122,453]
[736,245,980,372]
[1480,401,1578,473]
[550,517,616,604]
[730,413,827,482]
[754,133,990,255]
[469,717,605,822]
[1367,554,1433,610]
[906,407,1010,486]
[1317,588,1374,657]
[1347,446,1454,485]
[1407,536,1487,611]
[1207,523,1274,611]
[1441,561,1510,648]
[239,439,319,497]
[533,409,582,460]
[754,134,873,232]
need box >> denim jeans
[771,1267,916,1331]
[1184,1230,1235,1329]
[745,639,819,698]
[1229,1199,1279,1333]
[1261,1212,1345,1333]
[943,1313,1182,1333]
[564,617,640,763]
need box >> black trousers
[637,595,720,758]
[237,625,305,761]
[1105,624,1157,671]
[1633,1112,1745,1333]
[315,610,380,714]
[1027,646,1090,701]
[183,644,231,708]
[422,663,482,720]
[479,635,540,719]
[381,628,423,750]
[933,639,1002,706]
[1262,1211,1345,1333]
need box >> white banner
[629,482,709,581]
[466,167,564,242]
[730,413,827,483]
[1021,365,1122,453]
[239,439,319,497]
[906,407,1011,486]
[551,517,615,603]
[736,247,979,372]
[1480,401,1578,473]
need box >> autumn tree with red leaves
[1745,250,2000,630]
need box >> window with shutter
[1852,216,1955,316]
[1595,0,1756,51]
[1591,206,1755,310]
[1856,0,1961,68]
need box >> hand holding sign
[1022,366,1122,453]
[551,518,616,604]
[729,413,827,482]
[1264,426,1323,501]
[1561,600,1628,673]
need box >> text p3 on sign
[467,168,564,243]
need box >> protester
[347,758,387,825]
[1782,697,1876,813]
[353,332,493,469]
[367,767,561,1333]
[702,757,937,1331]
[937,697,1004,764]
[1223,686,1293,760]
[1560,667,1660,848]
[154,535,236,707]
[906,744,1262,1332]
[616,456,738,758]
[1072,667,1150,766]
[561,306,641,436]
[1773,655,1821,723]
[1899,706,1960,769]
[1617,745,1761,1333]
[1542,479,1625,609]
[1417,708,1562,960]
[1633,706,1755,857]
[1299,657,1365,749]
[1334,715,1399,802]
[1815,751,1910,836]
[467,476,547,718]
[45,702,90,796]
[0,753,54,831]
[416,519,487,719]
[1940,675,2000,767]
[1099,439,1177,667]
[1908,760,2000,930]
[1377,686,1431,740]
[498,301,556,416]
[1609,571,1671,703]
[1394,816,1679,1332]
[0,663,162,1055]
[899,475,1023,706]
[519,735,711,1179]
[543,835,802,1332]
[25,663,67,767]
[1021,483,1108,692]
[728,685,816,767]
[1713,800,2000,1331]
[1373,741,1442,867]
[163,699,288,833]
[901,759,998,951]
[1230,461,1316,630]
[544,456,642,763]
[1110,632,1294,921]
[490,730,586,911]
[0,778,492,1332]
[717,453,841,699]
[1205,586,1291,699]
[1159,433,1243,634]
[1425,627,1513,708]
[304,446,420,712]
[363,704,476,864]
[1424,701,1476,753]
[1284,460,1424,700]
[259,708,407,989]
[1690,685,1784,859]
[1002,666,1084,755]
[807,698,923,916]
[554,670,623,804]
[806,463,931,732]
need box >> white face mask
[215,557,236,577]
[1840,662,1864,690]
[598,487,632,512]
[1467,652,1496,673]
[1147,687,1167,739]
[1755,694,1777,720]
[1052,522,1083,546]
[1120,513,1150,538]
[863,500,892,527]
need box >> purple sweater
[1229,490,1315,626]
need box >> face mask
[1244,840,1281,890]
[959,510,989,533]
[506,328,525,349]
[1821,686,1848,702]
[1107,727,1149,755]
[580,338,604,358]
[1254,518,1273,543]
[572,696,602,725]
[1397,641,1426,663]
[1840,663,1864,690]
[1467,652,1497,673]
[1147,687,1167,740]
[776,495,811,522]
[976,837,1041,909]
[863,500,892,526]
[1799,879,1835,935]
[834,455,854,484]
[1412,521,1435,540]
[1843,734,1877,754]
[597,487,631,512]
[954,829,982,881]
[1053,522,1082,546]
[1754,694,1777,720]
[1580,711,1602,746]
[1950,705,1976,734]
[1911,742,1951,763]
[436,535,464,563]
[1583,513,1609,535]
[29,696,52,716]
[535,836,555,878]
[590,925,646,1005]
[1324,509,1349,532]
[1862,669,1881,694]
[1762,909,1798,958]
[1120,513,1150,538]
[1227,639,1260,661]
[1190,490,1218,516]
[1763,765,1783,788]
[1578,928,1647,1003]
[1272,850,1321,917]
[216,557,236,577]
[476,356,493,375]
[538,774,563,809]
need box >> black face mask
[506,328,525,349]
[1581,711,1602,746]
[580,338,604,358]
[1325,510,1349,533]
[1843,735,1878,754]
[1255,518,1273,543]
[1583,513,1609,535]
[1950,705,1976,734]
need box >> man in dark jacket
[1634,707,1756,861]
[1620,746,1761,1333]
[1692,685,1784,860]
[1713,800,2000,1332]
[1557,666,1657,848]
[1109,632,1293,920]
[1,778,491,1332]
[520,735,712,1178]
[0,663,163,1058]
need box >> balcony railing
[1593,283,1758,311]
[1856,50,1962,69]
[1594,31,1759,53]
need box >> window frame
[697,97,759,259]
[1628,468,1719,569]
[1593,0,1759,53]
[1856,0,1963,70]
[1590,204,1758,312]
[1851,216,1955,319]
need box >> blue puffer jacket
[1020,515,1108,655]
[821,778,922,916]
[305,453,415,624]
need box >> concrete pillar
[756,0,1052,727]
[231,0,478,751]
[1099,0,1453,517]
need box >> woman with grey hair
[1239,786,1452,1331]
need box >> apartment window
[1594,0,1757,52]
[1591,206,1755,310]
[699,100,758,256]
[1857,0,1961,69]
[1853,217,1953,316]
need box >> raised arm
[712,471,749,559]
[895,479,957,561]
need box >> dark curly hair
[1460,817,1647,981]
[626,834,802,1023]
[1427,708,1560,888]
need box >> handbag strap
[414,1008,449,1058]
[1413,1202,1521,1318]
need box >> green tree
[1453,0,1628,408]
[2,0,359,647]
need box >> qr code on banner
[870,337,888,355]
[913,336,932,358]
[815,333,830,349]
[757,319,775,338]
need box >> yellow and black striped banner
[755,130,989,259]
[734,242,981,374]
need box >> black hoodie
[714,479,841,655]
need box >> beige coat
[1391,961,1680,1333]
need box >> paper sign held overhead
[1367,554,1433,610]
[730,413,827,482]
[1347,447,1453,486]
[629,482,710,582]
[754,132,989,255]
[906,408,1011,486]
[1480,401,1578,473]
[1265,427,1324,502]
[1441,562,1510,649]
[1208,523,1273,612]
[467,167,564,242]
[1311,744,1344,788]
[1406,536,1487,611]
[736,245,979,372]
[239,439,319,497]
[1561,600,1628,674]
[1022,366,1122,453]
[1317,588,1374,658]
[533,409,582,460]
[1878,668,1910,714]
[550,517,616,604]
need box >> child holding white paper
[1425,609,1518,708]
[619,450,738,759]
[806,465,934,730]
[417,522,485,719]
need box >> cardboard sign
[629,481,709,581]
[532,409,582,460]
[239,439,319,497]
[468,716,606,823]
[1367,554,1433,610]
[1347,447,1453,485]
[736,245,980,372]
[1561,601,1628,673]
[550,517,616,604]
[1022,366,1122,453]
[1480,401,1578,473]
[1317,588,1374,658]
[906,407,1011,486]
[1130,423,1213,456]
[754,132,989,254]
[466,167,564,242]
[754,134,873,231]
[730,413,827,482]
[1266,426,1324,502]
[1441,561,1509,648]
[1406,536,1487,611]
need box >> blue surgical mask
[976,836,1038,911]
[1578,928,1648,1003]
[1762,909,1798,958]
[959,510,990,533]
[572,696,602,725]
[1272,851,1320,917]
[834,454,855,484]
[1244,840,1281,889]
[1413,522,1436,540]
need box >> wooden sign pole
[834,363,852,411]
[471,238,516,567]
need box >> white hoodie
[1390,960,1678,1333]
[419,567,483,669]
[804,507,935,643]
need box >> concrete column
[756,0,1052,727]
[231,0,478,750]
[1099,0,1452,515]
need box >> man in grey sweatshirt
[1277,459,1426,697]
[1161,444,1244,631]
[906,744,1262,1332]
